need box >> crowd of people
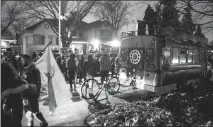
[1,47,134,127]
[53,48,123,91]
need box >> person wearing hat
[66,53,77,91]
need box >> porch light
[91,39,100,50]
[1,41,7,47]
[172,59,179,64]
[110,40,120,47]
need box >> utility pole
[59,1,62,52]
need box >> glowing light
[91,39,100,50]
[1,41,7,47]
[110,40,120,47]
[172,59,179,64]
[163,48,170,57]
[188,59,192,63]
[119,71,127,80]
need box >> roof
[24,19,59,31]
[24,19,116,31]
[82,20,117,30]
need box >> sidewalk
[21,80,143,126]
[22,84,91,126]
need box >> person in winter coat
[32,52,37,61]
[83,54,95,79]
[115,53,121,77]
[78,55,85,83]
[99,52,111,84]
[66,53,77,91]
[110,55,115,76]
[126,56,133,77]
[21,54,48,127]
[1,62,37,127]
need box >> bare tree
[1,2,39,40]
[179,0,213,33]
[22,1,97,47]
[93,1,131,30]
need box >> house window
[25,36,28,48]
[101,30,103,36]
[187,49,193,63]
[172,48,179,64]
[33,34,45,45]
[48,36,53,44]
[79,31,83,38]
[193,50,199,64]
[179,48,187,64]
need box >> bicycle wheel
[81,79,99,99]
[107,77,120,95]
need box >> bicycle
[81,76,120,103]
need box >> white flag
[35,47,71,115]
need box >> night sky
[3,1,213,42]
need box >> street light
[91,39,100,50]
[110,40,120,47]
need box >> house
[22,19,118,55]
[21,19,60,54]
[77,20,118,51]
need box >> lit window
[188,49,193,63]
[172,48,179,64]
[179,49,187,64]
[193,50,199,64]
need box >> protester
[66,53,77,91]
[78,54,85,83]
[32,51,37,60]
[62,56,68,82]
[83,54,95,80]
[126,56,133,77]
[21,54,48,127]
[99,50,111,84]
[110,55,115,76]
[115,53,121,77]
[56,54,62,71]
[1,62,37,127]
